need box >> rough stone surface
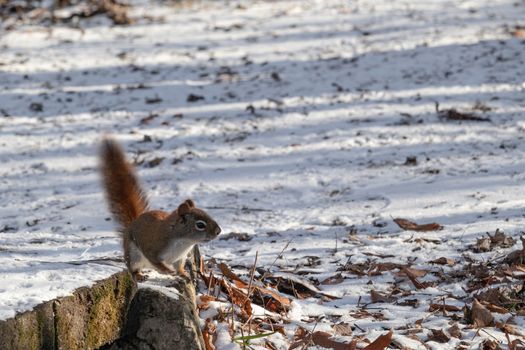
[0,271,135,350]
[0,302,55,350]
[109,285,205,350]
[105,246,206,350]
[1,247,205,350]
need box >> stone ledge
[0,271,135,350]
[0,247,205,350]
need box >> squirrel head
[168,199,221,242]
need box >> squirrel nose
[215,226,221,236]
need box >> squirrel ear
[177,202,191,216]
[185,199,195,208]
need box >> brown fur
[99,137,221,280]
[100,138,149,230]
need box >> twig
[264,239,293,278]
[244,251,259,334]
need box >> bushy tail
[100,137,149,230]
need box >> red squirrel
[99,137,221,281]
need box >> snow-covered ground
[1,0,525,348]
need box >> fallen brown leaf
[198,295,217,310]
[223,280,253,318]
[509,25,525,38]
[428,329,450,343]
[397,267,428,278]
[202,318,216,350]
[491,229,516,247]
[144,157,164,168]
[496,322,521,337]
[506,333,525,350]
[429,257,455,266]
[140,113,158,124]
[447,323,462,339]
[269,272,339,300]
[400,267,429,289]
[482,339,503,350]
[321,273,345,285]
[503,235,525,265]
[436,102,491,122]
[312,331,356,350]
[394,218,443,232]
[473,229,516,253]
[332,322,353,337]
[370,290,397,304]
[474,237,492,252]
[484,302,509,314]
[218,262,246,285]
[363,330,393,350]
[429,303,461,312]
[470,298,494,327]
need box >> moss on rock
[0,271,136,350]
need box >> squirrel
[99,137,221,281]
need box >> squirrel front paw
[132,271,148,282]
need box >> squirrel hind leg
[128,240,150,274]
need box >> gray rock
[0,246,206,350]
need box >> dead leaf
[435,103,491,122]
[393,218,443,232]
[321,273,345,285]
[370,290,397,303]
[201,267,290,315]
[289,327,312,350]
[484,302,509,314]
[474,237,492,252]
[491,229,515,247]
[506,332,525,350]
[508,25,525,38]
[429,303,461,312]
[470,298,494,327]
[496,322,522,337]
[505,248,525,265]
[398,267,427,278]
[202,318,216,350]
[332,322,353,337]
[187,93,205,102]
[269,272,339,300]
[140,113,158,125]
[218,262,246,285]
[429,257,455,266]
[198,295,217,310]
[223,280,253,318]
[397,298,419,307]
[144,157,164,168]
[482,339,503,350]
[400,267,429,289]
[363,252,395,258]
[145,96,162,104]
[312,331,356,350]
[251,283,291,313]
[363,330,393,350]
[428,329,450,343]
[447,323,462,339]
[473,229,516,253]
[475,285,523,308]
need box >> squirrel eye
[195,220,207,231]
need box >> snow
[1,0,525,348]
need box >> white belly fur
[160,239,195,265]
